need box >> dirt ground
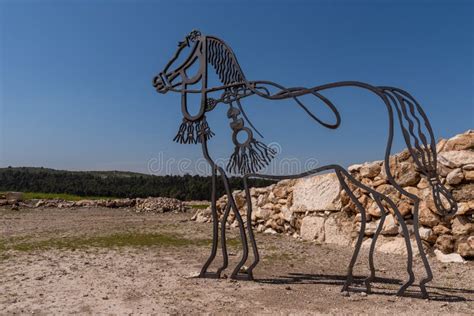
[1,207,473,315]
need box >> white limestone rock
[291,173,341,213]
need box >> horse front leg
[243,175,259,280]
[215,202,231,276]
[411,199,432,298]
[379,195,416,296]
[216,168,250,280]
[199,164,221,278]
[386,175,431,298]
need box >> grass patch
[1,232,241,252]
[189,204,210,210]
[263,252,294,263]
[20,192,117,201]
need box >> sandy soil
[1,207,473,315]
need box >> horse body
[152,30,457,298]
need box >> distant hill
[3,167,153,178]
[0,167,274,201]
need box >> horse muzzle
[152,73,170,94]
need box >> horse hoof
[230,272,253,281]
[419,283,430,299]
[199,271,221,279]
[364,278,373,294]
[341,282,351,292]
[397,274,415,296]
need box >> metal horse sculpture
[152,30,457,298]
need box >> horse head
[153,30,203,94]
[152,30,209,124]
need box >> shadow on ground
[257,273,473,302]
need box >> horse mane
[206,36,245,86]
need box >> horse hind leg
[337,168,415,296]
[334,168,368,292]
[364,196,387,293]
[410,198,432,298]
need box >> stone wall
[192,130,473,261]
[0,196,187,213]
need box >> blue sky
[0,0,472,175]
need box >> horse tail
[380,86,457,216]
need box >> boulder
[446,168,464,185]
[464,170,474,181]
[434,249,465,263]
[435,235,455,254]
[273,184,290,199]
[256,194,266,207]
[381,214,399,236]
[372,178,387,187]
[35,200,46,208]
[397,201,412,217]
[397,149,412,162]
[360,162,382,178]
[194,211,211,223]
[233,192,247,209]
[418,201,440,227]
[362,221,378,237]
[280,206,293,222]
[264,228,278,235]
[453,184,474,203]
[464,163,474,171]
[437,164,454,177]
[442,130,473,151]
[396,162,421,187]
[457,236,474,258]
[75,200,95,207]
[433,224,451,235]
[367,202,382,217]
[375,184,400,202]
[451,216,473,236]
[300,216,325,243]
[254,207,272,221]
[291,173,341,212]
[438,150,474,168]
[417,177,430,190]
[357,194,369,208]
[456,202,474,215]
[404,186,420,197]
[419,227,436,243]
[348,164,363,173]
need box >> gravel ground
[1,207,473,314]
